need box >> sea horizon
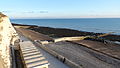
[10,17,120,19]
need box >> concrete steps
[20,41,49,68]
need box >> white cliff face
[0,13,19,68]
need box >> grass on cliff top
[0,12,7,18]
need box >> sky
[1,0,120,18]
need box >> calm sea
[10,18,120,35]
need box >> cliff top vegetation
[0,12,7,18]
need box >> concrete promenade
[19,34,69,68]
[16,28,120,68]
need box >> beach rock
[26,25,120,42]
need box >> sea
[10,18,120,35]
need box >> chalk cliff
[0,13,19,68]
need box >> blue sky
[1,0,120,18]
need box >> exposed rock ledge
[0,13,19,68]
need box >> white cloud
[22,10,48,13]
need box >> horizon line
[10,17,120,19]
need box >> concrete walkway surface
[19,35,69,68]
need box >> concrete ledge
[65,58,82,68]
[19,41,49,68]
